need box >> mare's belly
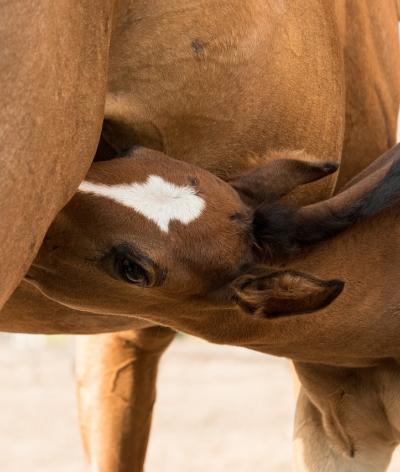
[104,0,344,200]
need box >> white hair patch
[78,175,205,233]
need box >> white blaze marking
[78,175,205,232]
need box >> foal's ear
[232,267,344,318]
[229,151,338,206]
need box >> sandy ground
[0,335,399,472]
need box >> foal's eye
[118,258,149,286]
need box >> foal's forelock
[78,175,206,233]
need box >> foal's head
[30,144,394,320]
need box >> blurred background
[0,334,400,471]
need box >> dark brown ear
[232,267,344,318]
[229,151,338,207]
[252,145,400,261]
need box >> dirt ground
[0,335,399,472]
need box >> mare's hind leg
[335,0,400,188]
[76,326,175,472]
[293,388,395,472]
[293,362,398,472]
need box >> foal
[11,144,400,472]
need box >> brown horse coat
[0,0,114,308]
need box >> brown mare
[1,1,400,471]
